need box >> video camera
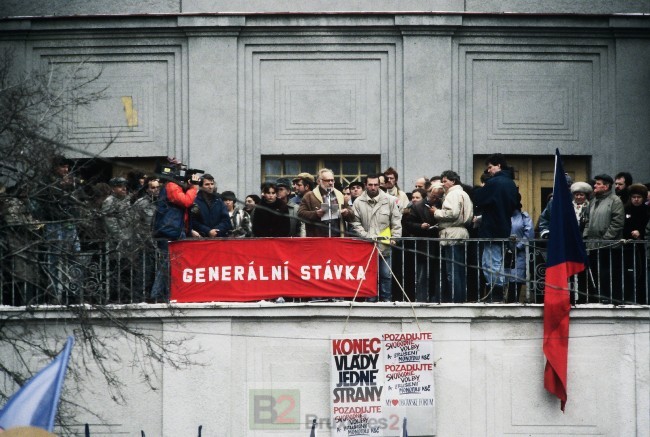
[156,161,204,184]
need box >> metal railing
[391,237,648,305]
[1,237,647,306]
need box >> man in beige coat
[430,170,473,302]
[350,174,402,301]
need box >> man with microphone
[298,168,354,237]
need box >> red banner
[169,238,378,302]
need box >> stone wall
[1,5,649,198]
[1,304,647,436]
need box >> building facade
[1,1,649,218]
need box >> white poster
[331,333,435,437]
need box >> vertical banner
[331,333,435,437]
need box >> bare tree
[0,49,201,434]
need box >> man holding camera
[150,159,201,301]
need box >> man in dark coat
[471,153,518,302]
[191,174,232,238]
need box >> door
[473,155,590,226]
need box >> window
[262,155,380,188]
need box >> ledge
[1,302,648,321]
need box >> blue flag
[0,336,74,432]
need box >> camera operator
[150,159,201,302]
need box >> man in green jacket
[583,174,624,303]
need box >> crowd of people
[1,154,648,305]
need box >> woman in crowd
[402,188,437,302]
[251,182,291,237]
[221,190,252,237]
[244,194,260,214]
[570,181,592,233]
[504,194,534,303]
[623,184,649,304]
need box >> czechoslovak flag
[543,150,588,411]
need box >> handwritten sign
[331,333,435,436]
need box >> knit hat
[570,181,593,195]
[629,183,648,199]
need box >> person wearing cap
[290,172,314,206]
[348,180,364,205]
[102,177,133,242]
[570,181,593,233]
[190,174,232,238]
[275,177,303,237]
[131,177,161,298]
[101,177,135,301]
[298,168,354,237]
[583,173,625,303]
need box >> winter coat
[433,185,473,244]
[191,191,232,237]
[298,187,353,237]
[471,169,518,239]
[229,206,252,238]
[505,210,534,283]
[623,203,649,240]
[583,189,624,243]
[350,190,402,251]
[252,198,291,237]
[385,186,410,211]
[101,194,133,243]
[402,202,436,238]
[160,181,198,237]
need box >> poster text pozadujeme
[331,333,435,437]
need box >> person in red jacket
[150,162,200,301]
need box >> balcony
[2,237,647,306]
